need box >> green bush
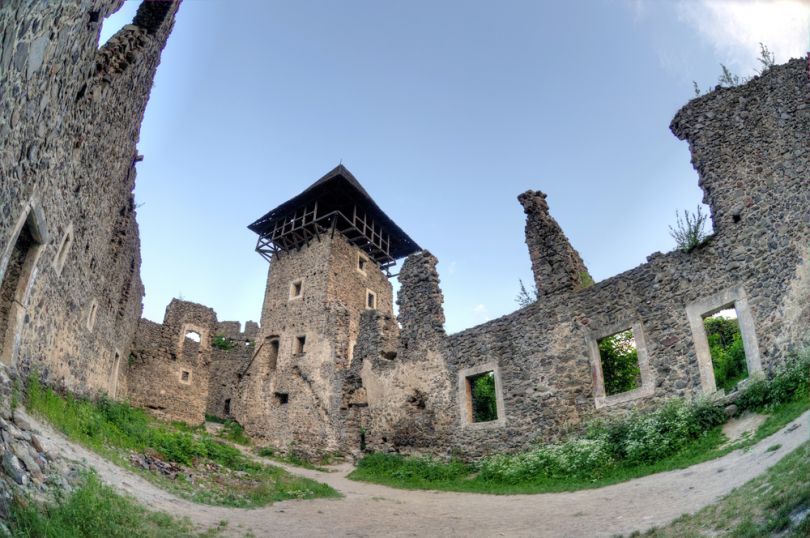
[219,419,251,445]
[737,352,810,412]
[470,372,497,422]
[704,316,748,392]
[211,335,236,351]
[598,330,641,395]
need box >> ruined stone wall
[358,58,810,459]
[233,233,395,456]
[206,320,258,420]
[126,299,215,425]
[0,1,180,396]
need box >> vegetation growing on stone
[669,205,709,253]
[211,335,236,351]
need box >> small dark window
[358,255,367,273]
[366,290,377,309]
[294,335,306,355]
[180,370,191,383]
[597,329,641,396]
[290,279,303,299]
[466,371,498,423]
[275,392,289,405]
[224,398,231,415]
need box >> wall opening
[52,224,73,276]
[294,335,306,355]
[357,253,368,274]
[686,287,762,395]
[110,351,121,398]
[597,329,641,396]
[274,392,289,405]
[366,289,377,310]
[465,371,498,423]
[184,330,201,343]
[179,369,191,384]
[267,337,279,370]
[703,306,749,392]
[224,398,231,415]
[0,211,45,365]
[289,279,303,300]
[86,300,99,331]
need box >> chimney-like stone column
[518,190,592,297]
[397,251,445,350]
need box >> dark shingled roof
[247,165,421,261]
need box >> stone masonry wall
[233,233,395,457]
[358,58,810,459]
[206,320,258,420]
[126,299,216,425]
[0,1,180,397]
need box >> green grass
[25,378,339,507]
[254,446,337,472]
[633,442,810,537]
[3,472,221,538]
[349,396,808,495]
[217,420,251,446]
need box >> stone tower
[233,165,420,455]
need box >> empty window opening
[224,398,231,415]
[294,335,306,355]
[110,352,121,399]
[366,290,377,310]
[86,300,98,331]
[597,329,641,396]
[703,307,748,393]
[357,253,368,274]
[289,279,303,300]
[0,214,44,365]
[184,330,201,343]
[53,225,73,276]
[274,392,289,405]
[466,371,498,423]
[97,1,139,46]
[179,369,191,384]
[266,337,280,370]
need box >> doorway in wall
[0,215,44,365]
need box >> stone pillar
[518,190,592,297]
[397,251,446,350]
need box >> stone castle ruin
[1,1,808,461]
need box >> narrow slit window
[597,329,641,396]
[267,337,280,370]
[53,225,73,276]
[366,289,377,310]
[289,279,303,300]
[466,371,498,423]
[357,253,368,274]
[294,335,306,355]
[703,306,748,393]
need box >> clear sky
[101,0,809,334]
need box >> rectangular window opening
[294,335,306,355]
[597,329,641,396]
[267,337,280,370]
[289,279,303,299]
[703,306,748,393]
[357,254,368,274]
[180,370,191,384]
[274,392,289,405]
[466,371,498,423]
[366,290,377,310]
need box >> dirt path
[20,408,809,538]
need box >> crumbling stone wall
[357,58,810,459]
[0,1,180,396]
[233,233,395,456]
[206,320,258,420]
[126,299,216,425]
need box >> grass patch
[254,446,338,472]
[217,420,251,446]
[350,352,809,495]
[25,378,338,507]
[3,472,220,538]
[635,442,810,537]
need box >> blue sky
[102,1,809,333]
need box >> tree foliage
[471,372,498,422]
[515,279,538,308]
[704,316,748,392]
[598,330,641,396]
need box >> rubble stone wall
[357,58,810,459]
[206,321,258,420]
[0,1,179,396]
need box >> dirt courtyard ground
[21,409,809,538]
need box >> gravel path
[20,408,809,538]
